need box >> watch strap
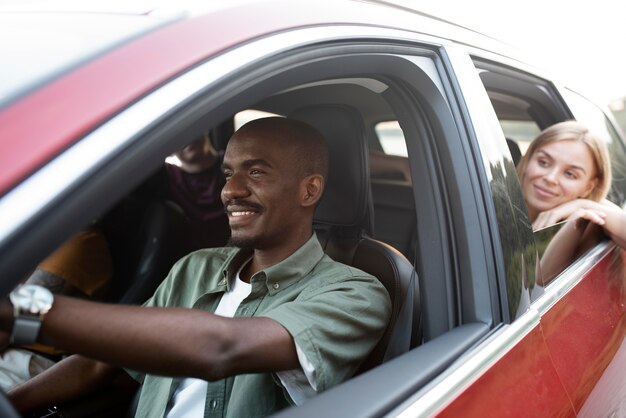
[11,316,42,346]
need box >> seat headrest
[289,105,372,233]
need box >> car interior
[474,59,572,161]
[23,75,433,416]
[16,49,503,416]
[1,11,625,418]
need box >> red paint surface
[0,0,426,196]
[541,248,626,414]
[438,249,626,417]
[437,326,575,418]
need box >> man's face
[221,130,304,250]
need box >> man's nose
[222,173,250,201]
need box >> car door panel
[434,324,575,417]
[539,246,626,415]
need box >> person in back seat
[101,133,231,303]
[3,117,391,418]
[2,133,230,388]
[143,132,231,252]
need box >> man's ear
[301,175,324,208]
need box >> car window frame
[0,26,502,416]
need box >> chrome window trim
[390,241,614,417]
[391,309,540,417]
[532,241,614,315]
[0,24,448,244]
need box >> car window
[234,109,281,130]
[473,58,626,293]
[0,28,506,416]
[374,120,408,157]
[499,119,540,154]
[561,89,626,206]
[370,121,411,182]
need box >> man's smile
[225,201,263,226]
[230,210,257,217]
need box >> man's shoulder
[184,246,237,258]
[312,254,384,289]
[315,254,372,277]
[172,246,237,271]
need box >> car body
[1,1,625,417]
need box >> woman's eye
[537,158,548,167]
[564,170,577,179]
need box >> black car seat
[290,105,419,374]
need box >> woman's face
[522,139,598,219]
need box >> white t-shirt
[166,267,316,417]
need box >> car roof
[0,0,524,197]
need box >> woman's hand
[533,199,606,230]
[534,198,626,250]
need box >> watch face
[10,284,54,315]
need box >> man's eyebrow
[242,159,273,169]
[221,159,274,171]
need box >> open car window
[0,28,505,417]
[473,57,623,293]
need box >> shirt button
[209,400,218,409]
[272,283,280,290]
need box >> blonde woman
[515,121,626,288]
[517,121,626,249]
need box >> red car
[1,1,625,417]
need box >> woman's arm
[533,198,626,250]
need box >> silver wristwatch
[9,284,54,345]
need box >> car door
[432,50,626,418]
[541,89,626,417]
[382,47,578,418]
[1,12,506,417]
[4,3,624,418]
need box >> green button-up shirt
[130,234,391,418]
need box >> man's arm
[1,295,300,381]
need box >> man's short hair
[236,117,329,180]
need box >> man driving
[1,117,391,417]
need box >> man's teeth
[231,211,255,217]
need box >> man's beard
[227,235,258,249]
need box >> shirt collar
[222,234,324,295]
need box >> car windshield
[0,11,170,108]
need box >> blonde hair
[517,121,611,202]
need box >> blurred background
[392,0,626,133]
